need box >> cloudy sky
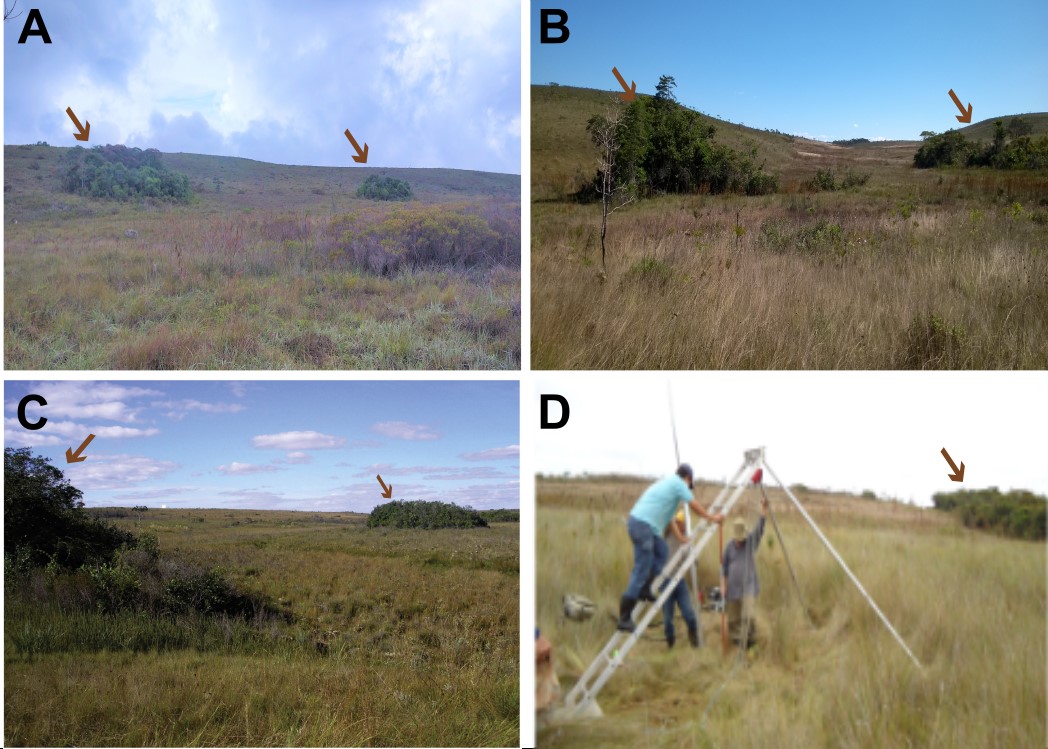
[5,0,521,172]
[6,380,519,511]
[534,372,1048,506]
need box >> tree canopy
[581,75,779,201]
[61,144,191,202]
[4,447,134,567]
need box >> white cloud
[66,454,180,490]
[217,462,279,475]
[371,421,440,441]
[461,444,519,461]
[4,418,157,446]
[251,431,345,450]
[155,398,247,419]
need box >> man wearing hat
[617,464,724,632]
[721,497,768,648]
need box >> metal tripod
[561,446,922,719]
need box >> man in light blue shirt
[618,464,724,632]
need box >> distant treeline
[582,75,779,200]
[915,118,1048,170]
[61,144,191,202]
[932,487,1046,540]
[366,500,489,529]
[832,138,872,146]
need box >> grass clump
[623,256,674,288]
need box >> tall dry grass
[532,180,1048,369]
[5,509,519,747]
[536,479,1045,748]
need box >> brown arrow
[940,447,965,482]
[948,89,972,124]
[344,128,369,164]
[66,433,96,463]
[65,107,91,141]
[376,474,393,499]
[612,67,636,102]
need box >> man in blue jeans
[662,509,699,647]
[618,464,724,632]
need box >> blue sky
[531,1,1048,141]
[5,0,520,172]
[5,380,520,511]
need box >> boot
[639,573,657,602]
[617,596,637,632]
[687,625,699,648]
[666,632,675,649]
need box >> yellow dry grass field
[535,477,1045,748]
[531,86,1048,369]
[5,509,520,747]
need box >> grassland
[531,85,1048,369]
[535,476,1045,749]
[4,144,520,369]
[5,508,519,747]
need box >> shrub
[933,488,1046,540]
[807,169,837,191]
[60,145,191,203]
[623,256,674,288]
[356,175,413,201]
[901,312,969,369]
[806,169,870,191]
[581,75,779,200]
[5,448,135,567]
[367,500,489,529]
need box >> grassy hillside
[531,84,916,200]
[4,144,521,369]
[957,112,1048,142]
[6,508,519,746]
[531,84,1048,369]
[535,476,1045,748]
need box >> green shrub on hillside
[367,500,489,529]
[933,488,1046,540]
[914,121,1048,170]
[61,144,191,202]
[580,74,778,200]
[806,169,871,191]
[356,175,413,201]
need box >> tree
[1008,116,1032,139]
[587,106,637,272]
[919,130,938,140]
[4,447,133,566]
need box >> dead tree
[587,106,636,272]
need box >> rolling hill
[531,84,1046,201]
[531,84,920,199]
[956,112,1048,141]
[4,143,520,220]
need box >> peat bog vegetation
[531,85,1048,369]
[5,478,519,745]
[536,477,1045,748]
[4,144,521,369]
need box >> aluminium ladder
[562,447,767,716]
